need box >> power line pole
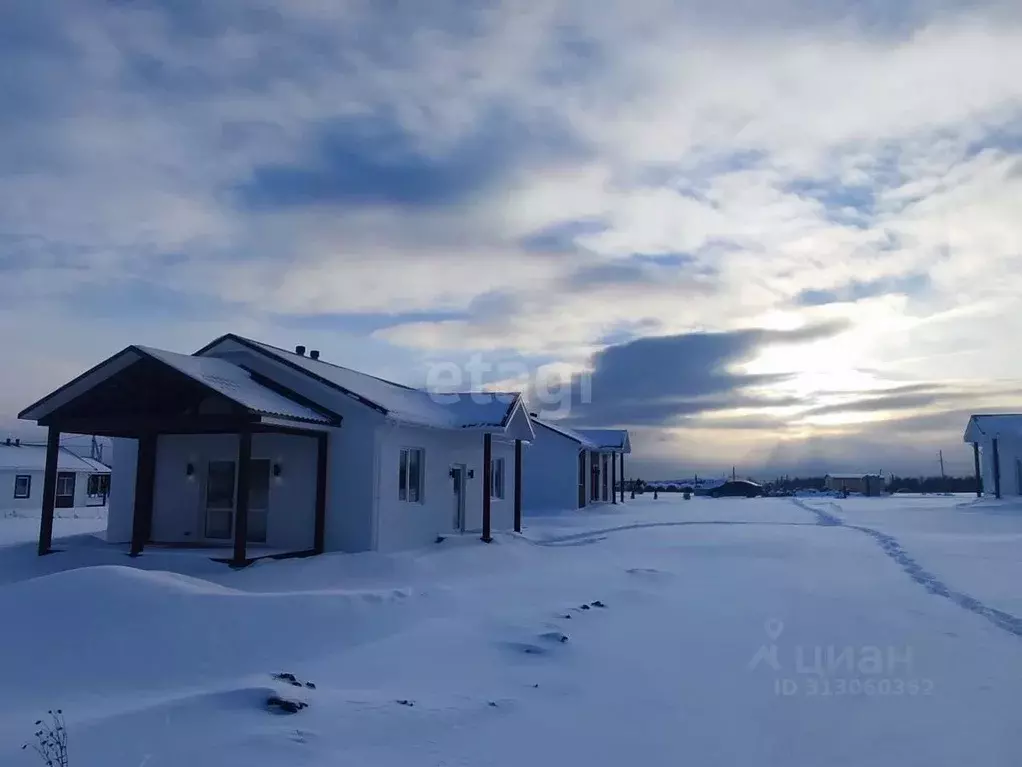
[939,450,946,491]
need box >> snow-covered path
[2,495,1021,766]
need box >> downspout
[993,438,1002,499]
[973,442,982,498]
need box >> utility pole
[939,450,946,492]
[732,466,736,481]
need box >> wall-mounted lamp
[272,463,283,478]
[467,469,475,479]
[185,462,195,477]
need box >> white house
[1,438,111,514]
[523,418,631,512]
[19,334,535,563]
[963,414,1022,499]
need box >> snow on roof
[574,429,631,452]
[533,418,596,447]
[964,414,1022,442]
[233,337,522,431]
[136,346,333,425]
[0,443,111,473]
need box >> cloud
[3,0,1022,475]
[536,320,849,426]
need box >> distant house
[824,473,885,496]
[522,418,631,511]
[1,438,110,513]
[18,334,535,563]
[963,414,1022,499]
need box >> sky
[2,0,1022,479]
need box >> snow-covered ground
[2,495,1021,766]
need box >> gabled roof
[533,417,596,448]
[0,443,111,473]
[19,345,336,426]
[136,347,334,424]
[200,334,531,436]
[964,414,1022,443]
[574,429,632,453]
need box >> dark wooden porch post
[973,442,983,498]
[992,438,1002,499]
[37,426,61,556]
[513,439,523,533]
[130,433,157,556]
[620,452,625,503]
[313,432,329,554]
[481,432,492,542]
[232,429,252,566]
[611,450,617,504]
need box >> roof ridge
[233,334,419,392]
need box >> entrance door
[55,472,76,508]
[578,452,586,508]
[203,459,272,542]
[590,451,600,501]
[451,465,466,531]
[204,461,236,539]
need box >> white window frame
[399,447,425,503]
[490,457,505,500]
[13,474,31,499]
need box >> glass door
[204,461,236,539]
[204,459,271,542]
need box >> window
[56,473,75,497]
[86,474,109,497]
[13,475,31,499]
[399,448,424,503]
[490,458,505,500]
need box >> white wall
[1,468,108,515]
[108,438,137,542]
[324,405,382,553]
[374,425,519,552]
[2,469,44,513]
[149,432,318,551]
[522,427,581,512]
[980,437,1022,497]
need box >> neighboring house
[19,335,534,564]
[823,473,885,497]
[1,438,110,513]
[522,418,631,512]
[963,414,1022,499]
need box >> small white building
[19,334,535,563]
[963,414,1022,498]
[1,438,111,513]
[523,418,631,512]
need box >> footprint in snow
[539,631,569,644]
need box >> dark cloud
[543,320,849,427]
[234,107,587,210]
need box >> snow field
[1,495,1021,766]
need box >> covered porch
[19,345,340,567]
